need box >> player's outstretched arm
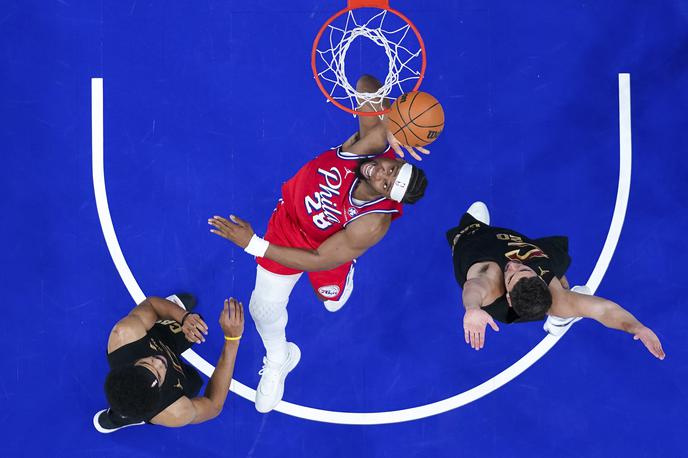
[150,298,244,427]
[550,279,665,359]
[342,76,430,160]
[342,121,430,161]
[462,277,500,350]
[209,213,391,272]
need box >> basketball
[386,91,445,147]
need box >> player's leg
[250,264,301,363]
[249,264,302,413]
[250,201,305,363]
[308,260,356,312]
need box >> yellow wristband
[224,335,241,341]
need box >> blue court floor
[2,1,687,457]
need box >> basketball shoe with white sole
[543,285,589,336]
[93,408,145,433]
[324,262,355,312]
[466,201,490,225]
[165,293,197,312]
[255,342,301,413]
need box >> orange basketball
[387,91,444,147]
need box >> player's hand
[219,298,244,340]
[632,326,665,360]
[463,308,500,350]
[208,215,255,249]
[386,129,430,161]
[182,313,208,344]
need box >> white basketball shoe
[255,342,301,413]
[571,285,592,295]
[324,262,355,313]
[467,201,490,225]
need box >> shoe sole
[324,264,355,312]
[92,409,145,433]
[167,293,197,312]
[544,316,583,336]
[466,201,490,225]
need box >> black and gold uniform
[107,320,204,421]
[446,213,571,323]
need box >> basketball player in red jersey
[208,75,429,412]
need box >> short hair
[510,276,552,320]
[401,165,428,204]
[105,365,161,420]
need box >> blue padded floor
[2,1,687,457]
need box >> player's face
[504,261,537,293]
[357,157,405,198]
[135,355,168,386]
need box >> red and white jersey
[280,146,403,246]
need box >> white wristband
[244,234,269,257]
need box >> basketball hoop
[311,0,426,117]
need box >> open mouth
[361,162,376,178]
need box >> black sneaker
[93,408,145,433]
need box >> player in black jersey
[93,294,244,433]
[446,202,665,359]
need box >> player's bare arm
[462,263,501,350]
[108,297,209,354]
[209,213,391,272]
[150,298,244,427]
[549,278,665,359]
[342,75,430,160]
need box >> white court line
[92,78,145,305]
[91,74,632,424]
[90,79,257,402]
[587,73,632,293]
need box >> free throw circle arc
[91,74,632,424]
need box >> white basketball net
[315,9,423,113]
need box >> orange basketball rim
[311,0,427,117]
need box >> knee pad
[249,265,300,325]
[249,289,288,325]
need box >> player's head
[356,157,427,204]
[104,356,167,419]
[504,261,552,319]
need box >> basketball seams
[406,91,420,124]
[391,99,415,145]
[395,98,406,125]
[407,101,443,145]
[406,124,432,145]
[387,116,404,135]
[409,102,442,127]
[398,123,411,145]
[388,91,444,147]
